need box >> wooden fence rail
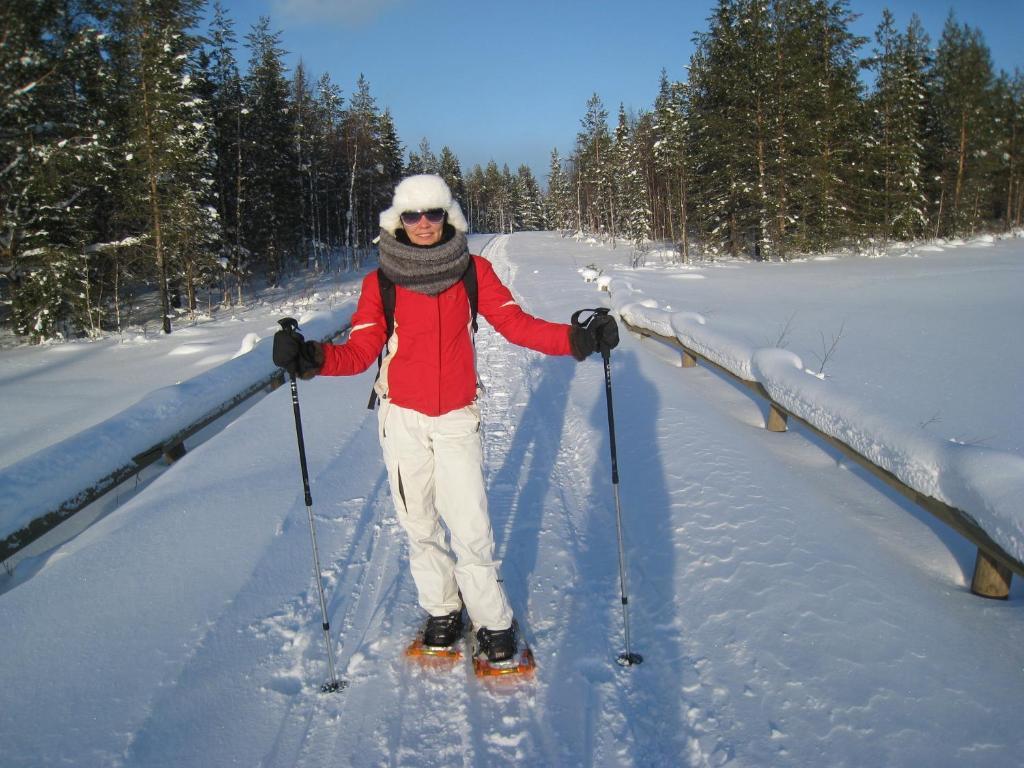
[625,320,1020,600]
[1,323,351,564]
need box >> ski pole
[572,309,643,667]
[278,318,345,693]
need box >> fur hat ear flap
[379,174,468,235]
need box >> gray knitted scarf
[377,228,471,296]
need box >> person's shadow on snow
[486,354,574,608]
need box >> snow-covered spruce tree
[341,74,386,255]
[1,0,61,339]
[406,137,439,176]
[437,146,466,212]
[688,0,774,259]
[484,160,507,233]
[925,13,998,237]
[404,153,425,175]
[777,0,866,252]
[631,111,658,256]
[653,70,692,262]
[204,1,247,302]
[172,50,222,315]
[613,105,652,262]
[464,164,487,233]
[113,0,218,334]
[502,164,520,233]
[515,165,545,231]
[545,148,574,233]
[291,60,316,269]
[242,16,299,286]
[370,107,405,222]
[2,0,115,341]
[865,11,930,243]
[303,72,342,272]
[610,104,629,247]
[993,71,1024,229]
[574,93,613,239]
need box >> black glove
[569,324,596,360]
[273,325,323,379]
[569,310,620,360]
[591,313,619,355]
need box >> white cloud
[271,0,407,25]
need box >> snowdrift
[0,309,353,546]
[601,274,1024,567]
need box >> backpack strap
[378,269,397,337]
[366,260,479,410]
[463,258,478,333]
[367,270,396,410]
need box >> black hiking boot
[422,609,464,648]
[475,624,517,662]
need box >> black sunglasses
[401,208,446,225]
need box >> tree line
[3,1,1022,342]
[3,0,419,341]
[546,1,1024,262]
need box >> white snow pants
[378,400,512,631]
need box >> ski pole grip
[571,307,610,329]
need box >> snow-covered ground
[598,234,1024,566]
[1,232,1022,767]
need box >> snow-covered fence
[0,315,352,563]
[598,275,1024,600]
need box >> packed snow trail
[1,233,1022,767]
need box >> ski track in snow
[114,235,664,768]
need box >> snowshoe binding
[405,609,465,664]
[472,620,535,678]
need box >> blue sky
[209,0,1024,181]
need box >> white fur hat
[379,174,468,235]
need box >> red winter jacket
[319,255,572,416]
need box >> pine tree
[205,1,246,301]
[994,70,1024,229]
[616,107,654,261]
[574,93,613,237]
[242,16,298,285]
[515,165,544,230]
[776,0,866,251]
[610,104,632,246]
[372,107,405,224]
[437,146,466,207]
[546,148,573,232]
[167,62,221,316]
[653,70,692,261]
[688,0,772,257]
[865,11,930,242]
[406,137,439,176]
[291,60,316,267]
[501,164,519,232]
[2,0,114,340]
[464,164,487,232]
[339,74,382,254]
[304,72,342,270]
[112,0,218,334]
[482,161,506,233]
[927,13,998,236]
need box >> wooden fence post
[766,403,789,432]
[681,349,698,368]
[162,442,187,464]
[971,549,1012,599]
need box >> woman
[274,174,617,662]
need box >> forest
[2,0,1022,341]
